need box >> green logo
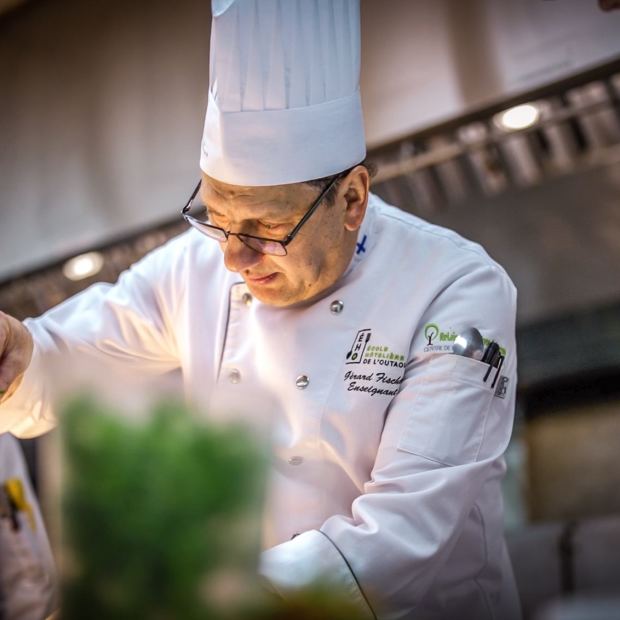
[424,323,439,345]
[423,322,507,356]
[424,323,457,345]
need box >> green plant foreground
[60,397,368,619]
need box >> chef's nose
[222,235,263,273]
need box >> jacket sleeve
[260,261,518,619]
[0,234,189,438]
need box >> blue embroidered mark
[356,234,367,255]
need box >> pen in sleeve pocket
[482,341,503,384]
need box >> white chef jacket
[1,194,521,619]
[0,434,57,619]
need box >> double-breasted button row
[229,369,309,388]
[288,300,343,391]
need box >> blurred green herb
[61,396,267,620]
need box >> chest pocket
[397,354,495,466]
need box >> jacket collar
[342,192,377,279]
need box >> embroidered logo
[344,329,406,397]
[422,322,507,356]
[345,329,406,367]
[356,234,368,255]
[345,329,371,364]
[424,323,440,345]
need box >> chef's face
[200,166,369,307]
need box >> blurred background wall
[1,1,620,617]
[362,0,620,146]
[0,0,210,279]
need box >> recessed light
[494,104,541,131]
[62,252,104,281]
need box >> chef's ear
[342,165,369,231]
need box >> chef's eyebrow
[204,205,224,217]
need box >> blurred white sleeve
[0,234,188,438]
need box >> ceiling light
[62,252,104,281]
[494,104,541,131]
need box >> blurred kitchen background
[1,0,619,617]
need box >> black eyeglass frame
[181,171,345,256]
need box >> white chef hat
[200,0,366,186]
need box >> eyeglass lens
[184,217,288,256]
[238,236,287,256]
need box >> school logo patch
[345,329,371,364]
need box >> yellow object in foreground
[4,478,36,531]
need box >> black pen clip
[482,341,504,385]
[491,354,505,388]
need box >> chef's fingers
[0,345,27,394]
[0,354,25,394]
[0,311,33,394]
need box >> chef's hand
[0,311,33,404]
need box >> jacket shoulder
[131,228,226,282]
[369,193,515,290]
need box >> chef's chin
[245,282,307,308]
[245,278,288,307]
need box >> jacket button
[228,369,241,384]
[295,374,309,389]
[288,456,304,466]
[330,300,344,314]
[241,292,252,306]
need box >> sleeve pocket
[397,354,495,466]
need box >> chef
[0,1,521,618]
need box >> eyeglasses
[181,172,344,256]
